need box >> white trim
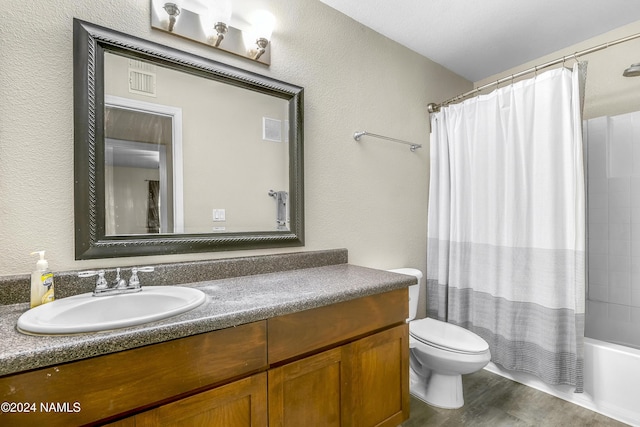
[105,95,184,233]
[158,145,168,233]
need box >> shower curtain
[427,63,587,391]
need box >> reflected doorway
[104,96,183,235]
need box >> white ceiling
[318,0,640,82]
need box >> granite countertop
[0,264,415,377]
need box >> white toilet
[388,268,491,409]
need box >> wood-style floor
[402,369,629,426]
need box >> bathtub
[484,337,640,426]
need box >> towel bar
[353,131,421,152]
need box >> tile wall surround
[0,249,348,306]
[585,112,640,348]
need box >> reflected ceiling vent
[128,59,157,97]
[263,117,282,142]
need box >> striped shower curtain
[427,63,587,391]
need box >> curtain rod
[427,31,640,113]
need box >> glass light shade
[200,0,232,36]
[209,0,232,23]
[251,10,275,41]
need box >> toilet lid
[410,318,489,354]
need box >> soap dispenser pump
[30,250,55,308]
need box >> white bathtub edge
[484,354,639,427]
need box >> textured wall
[0,0,470,296]
[476,20,640,120]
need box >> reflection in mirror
[73,19,304,259]
[105,103,177,235]
[104,52,290,235]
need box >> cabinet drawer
[268,288,408,364]
[0,321,267,426]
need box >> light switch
[212,209,226,222]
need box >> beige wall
[0,0,470,281]
[476,20,640,120]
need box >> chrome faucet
[78,267,155,296]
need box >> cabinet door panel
[135,373,267,427]
[343,324,409,427]
[268,347,342,427]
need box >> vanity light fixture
[153,0,184,32]
[150,0,273,65]
[201,0,232,47]
[249,10,276,60]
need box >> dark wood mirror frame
[73,19,304,259]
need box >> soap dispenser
[30,251,55,308]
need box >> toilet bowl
[387,268,491,409]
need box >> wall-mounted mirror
[74,19,304,259]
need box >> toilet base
[410,367,464,409]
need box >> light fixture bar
[151,3,271,65]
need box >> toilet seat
[410,318,489,355]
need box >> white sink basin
[17,286,206,335]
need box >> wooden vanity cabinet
[267,288,409,427]
[1,288,408,427]
[268,324,408,427]
[0,321,268,427]
[342,325,408,427]
[268,347,344,426]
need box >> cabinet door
[134,372,267,427]
[268,347,343,427]
[343,324,409,427]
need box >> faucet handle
[78,270,107,290]
[129,266,154,288]
[96,271,108,289]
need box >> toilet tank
[387,268,423,322]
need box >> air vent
[128,59,157,97]
[263,117,282,142]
